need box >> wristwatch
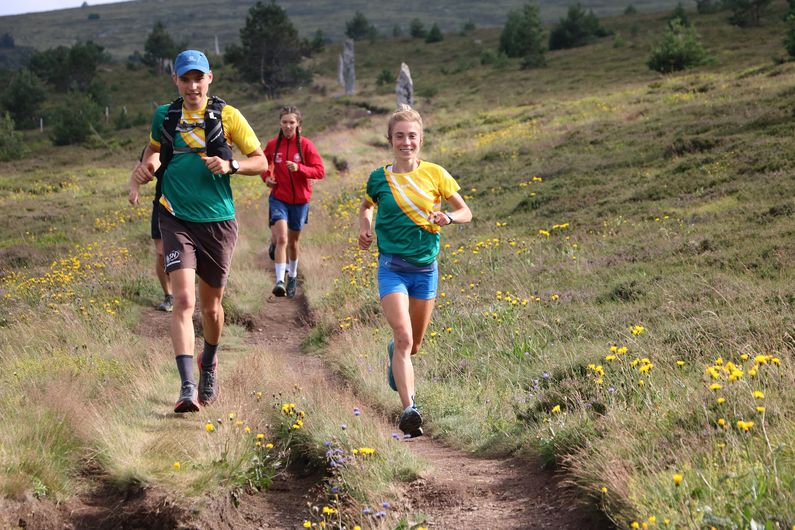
[229,159,240,174]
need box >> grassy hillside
[1,1,794,529]
[0,0,680,59]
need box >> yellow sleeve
[222,105,261,155]
[438,166,460,199]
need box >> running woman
[261,106,325,298]
[358,105,472,437]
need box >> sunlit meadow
[2,3,795,529]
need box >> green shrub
[696,0,724,13]
[785,24,795,57]
[375,68,396,86]
[726,0,772,27]
[50,92,103,146]
[1,68,46,129]
[499,2,546,66]
[425,23,444,43]
[548,3,612,50]
[624,4,637,15]
[409,18,426,39]
[0,112,27,161]
[647,19,710,73]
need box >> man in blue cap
[129,49,268,413]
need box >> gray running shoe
[286,276,297,298]
[158,294,174,312]
[174,382,199,413]
[197,355,219,406]
[398,405,423,438]
[272,280,286,297]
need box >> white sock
[275,263,287,283]
[288,259,298,278]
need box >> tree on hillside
[303,29,326,55]
[29,41,108,92]
[669,2,691,26]
[144,21,177,72]
[50,92,103,146]
[548,4,612,50]
[225,1,310,97]
[696,0,725,14]
[425,23,444,43]
[499,2,546,68]
[1,68,46,129]
[785,22,795,57]
[409,18,427,39]
[0,113,27,161]
[345,11,376,41]
[725,0,771,26]
[647,18,709,73]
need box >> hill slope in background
[0,0,680,59]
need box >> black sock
[176,355,194,386]
[202,340,218,368]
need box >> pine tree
[499,2,546,67]
[226,1,310,96]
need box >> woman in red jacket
[262,106,326,298]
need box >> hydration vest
[154,96,233,178]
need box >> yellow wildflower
[673,474,683,486]
[551,405,561,414]
[205,422,215,433]
[172,461,181,471]
[752,390,764,399]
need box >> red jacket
[261,133,325,204]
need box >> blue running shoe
[387,339,397,391]
[398,405,423,438]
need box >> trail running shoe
[174,382,199,413]
[157,294,174,312]
[272,280,286,297]
[398,405,423,438]
[268,241,275,261]
[286,276,297,298]
[387,339,397,391]
[197,355,219,406]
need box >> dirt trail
[235,291,607,530]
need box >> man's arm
[128,144,160,205]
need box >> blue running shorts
[269,195,310,231]
[377,253,438,300]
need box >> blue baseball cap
[174,50,211,76]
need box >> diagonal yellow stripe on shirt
[386,168,441,234]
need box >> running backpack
[154,96,233,178]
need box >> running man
[128,50,267,413]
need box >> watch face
[231,160,240,172]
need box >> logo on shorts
[165,250,181,268]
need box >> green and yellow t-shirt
[364,161,460,266]
[150,100,260,223]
